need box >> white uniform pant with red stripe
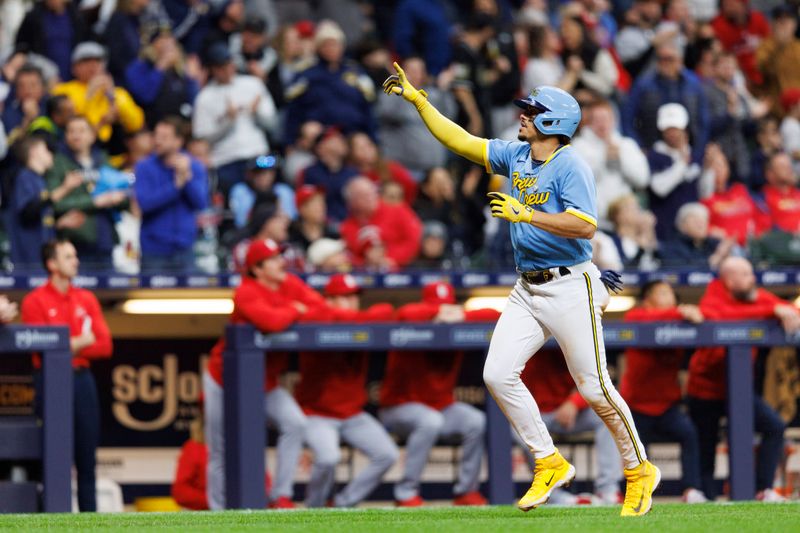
[482,261,646,469]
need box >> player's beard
[518,124,545,144]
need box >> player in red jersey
[619,280,706,503]
[22,239,113,512]
[379,281,499,507]
[295,274,399,507]
[687,257,797,501]
[204,239,359,509]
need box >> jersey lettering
[512,172,538,192]
[522,191,550,206]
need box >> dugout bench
[222,321,800,508]
[0,325,71,513]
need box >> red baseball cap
[324,273,361,296]
[295,20,315,39]
[295,185,324,209]
[422,281,456,305]
[245,238,283,269]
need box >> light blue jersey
[486,140,597,271]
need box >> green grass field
[1,503,798,532]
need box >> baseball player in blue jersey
[384,63,660,516]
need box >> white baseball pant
[512,408,622,500]
[304,412,399,507]
[483,261,647,469]
[379,401,486,501]
[203,370,308,509]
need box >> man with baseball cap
[283,19,377,144]
[295,274,397,507]
[52,41,144,145]
[645,103,704,241]
[204,239,361,509]
[379,282,500,507]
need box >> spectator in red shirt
[204,239,358,510]
[710,0,770,87]
[518,349,622,506]
[687,256,799,501]
[22,239,113,512]
[296,274,399,508]
[763,152,800,233]
[701,145,770,245]
[348,132,418,205]
[619,280,707,503]
[379,282,499,507]
[339,176,423,270]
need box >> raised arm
[383,62,487,167]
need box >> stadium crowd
[0,0,798,273]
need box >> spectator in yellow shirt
[51,42,144,145]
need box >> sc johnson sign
[112,354,207,431]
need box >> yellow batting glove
[488,192,533,224]
[382,62,427,105]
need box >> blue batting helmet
[514,86,581,139]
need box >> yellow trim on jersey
[483,140,492,173]
[565,208,598,227]
[542,144,570,166]
[583,272,644,465]
[415,97,488,168]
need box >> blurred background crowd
[0,0,799,274]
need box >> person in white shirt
[523,25,564,90]
[572,100,650,228]
[192,42,277,197]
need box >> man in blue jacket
[134,115,208,273]
[283,21,377,144]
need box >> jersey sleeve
[560,155,598,227]
[486,139,518,176]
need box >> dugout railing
[0,269,796,291]
[222,321,800,508]
[0,325,72,512]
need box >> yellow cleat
[620,460,661,517]
[517,448,576,512]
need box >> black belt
[520,266,571,285]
